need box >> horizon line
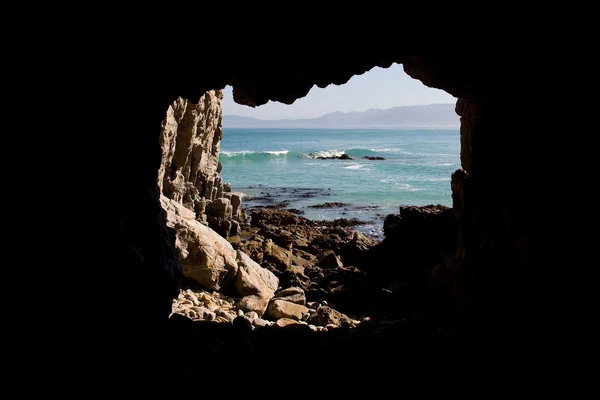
[223,103,457,121]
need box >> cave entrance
[159,64,462,348]
[220,63,459,239]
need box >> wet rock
[362,156,385,160]
[315,153,353,160]
[308,202,347,208]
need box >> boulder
[267,299,309,321]
[160,195,238,291]
[238,294,271,317]
[310,305,355,328]
[275,318,305,327]
[274,287,306,305]
[235,250,279,297]
[317,250,343,269]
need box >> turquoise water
[219,128,460,238]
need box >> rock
[228,235,242,245]
[196,292,220,312]
[158,93,246,244]
[253,318,270,328]
[313,306,355,328]
[158,92,222,207]
[244,311,259,322]
[308,324,318,332]
[267,299,309,321]
[230,193,243,218]
[161,196,239,291]
[233,316,253,331]
[362,156,385,160]
[274,287,306,305]
[207,198,232,219]
[194,306,216,321]
[237,294,271,317]
[182,289,199,305]
[317,250,343,269]
[262,239,293,269]
[216,309,236,322]
[340,231,376,266]
[235,250,279,297]
[230,220,240,236]
[308,202,347,208]
[292,248,317,263]
[275,318,304,327]
[315,153,353,160]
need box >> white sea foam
[393,183,421,192]
[221,150,253,156]
[306,150,346,158]
[344,163,366,170]
[371,148,413,154]
[220,150,289,156]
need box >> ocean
[219,128,460,239]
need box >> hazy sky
[222,63,456,120]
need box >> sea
[219,128,460,239]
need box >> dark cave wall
[444,96,530,348]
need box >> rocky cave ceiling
[166,48,520,114]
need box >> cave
[99,42,531,372]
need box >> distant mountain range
[223,103,459,128]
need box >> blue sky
[222,63,456,120]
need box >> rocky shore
[156,92,463,359]
[167,199,459,339]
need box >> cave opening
[158,64,466,354]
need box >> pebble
[244,311,258,321]
[171,287,367,332]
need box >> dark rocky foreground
[161,203,467,365]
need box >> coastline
[236,187,393,240]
